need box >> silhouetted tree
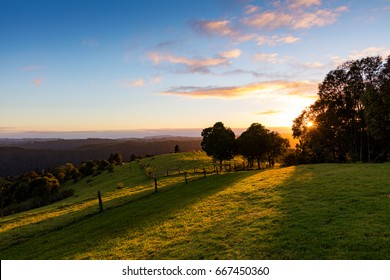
[174,144,180,153]
[237,123,289,169]
[236,123,269,169]
[293,56,390,163]
[201,122,235,169]
[267,131,290,167]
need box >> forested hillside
[0,137,201,177]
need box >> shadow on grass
[0,170,257,259]
[264,164,390,259]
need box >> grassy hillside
[0,152,389,259]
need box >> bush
[281,150,300,167]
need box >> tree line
[201,122,290,169]
[0,153,124,216]
[291,56,390,164]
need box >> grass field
[0,152,389,259]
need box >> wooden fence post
[184,172,188,184]
[98,190,103,212]
[203,168,206,178]
[154,177,158,193]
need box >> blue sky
[1,0,390,138]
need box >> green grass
[0,152,389,259]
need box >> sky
[1,0,390,138]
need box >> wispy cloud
[254,53,286,64]
[116,78,144,88]
[116,76,162,88]
[245,5,260,15]
[33,78,44,86]
[150,76,162,84]
[299,61,325,69]
[254,110,283,115]
[349,47,390,60]
[256,34,300,46]
[329,47,390,67]
[82,37,98,46]
[288,0,322,10]
[219,49,242,58]
[242,2,348,30]
[0,127,17,131]
[147,49,241,73]
[191,19,255,42]
[162,80,318,99]
[22,65,44,71]
[192,20,238,37]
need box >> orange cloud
[192,19,255,42]
[193,20,237,37]
[147,49,241,72]
[162,80,318,99]
[242,6,346,29]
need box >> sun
[307,121,314,128]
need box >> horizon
[1,1,389,134]
[0,126,293,139]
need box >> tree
[108,153,123,165]
[236,123,269,169]
[362,56,390,161]
[236,123,289,169]
[174,144,180,153]
[267,131,290,167]
[292,56,390,163]
[201,122,235,169]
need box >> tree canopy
[237,123,289,169]
[292,56,390,163]
[201,122,236,167]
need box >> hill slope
[0,153,389,259]
[0,137,201,177]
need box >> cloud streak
[242,7,347,30]
[147,49,241,73]
[256,34,300,46]
[162,80,318,99]
[22,65,44,71]
[192,20,238,37]
[254,110,284,115]
[254,53,286,64]
[116,78,144,88]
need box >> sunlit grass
[0,154,389,259]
